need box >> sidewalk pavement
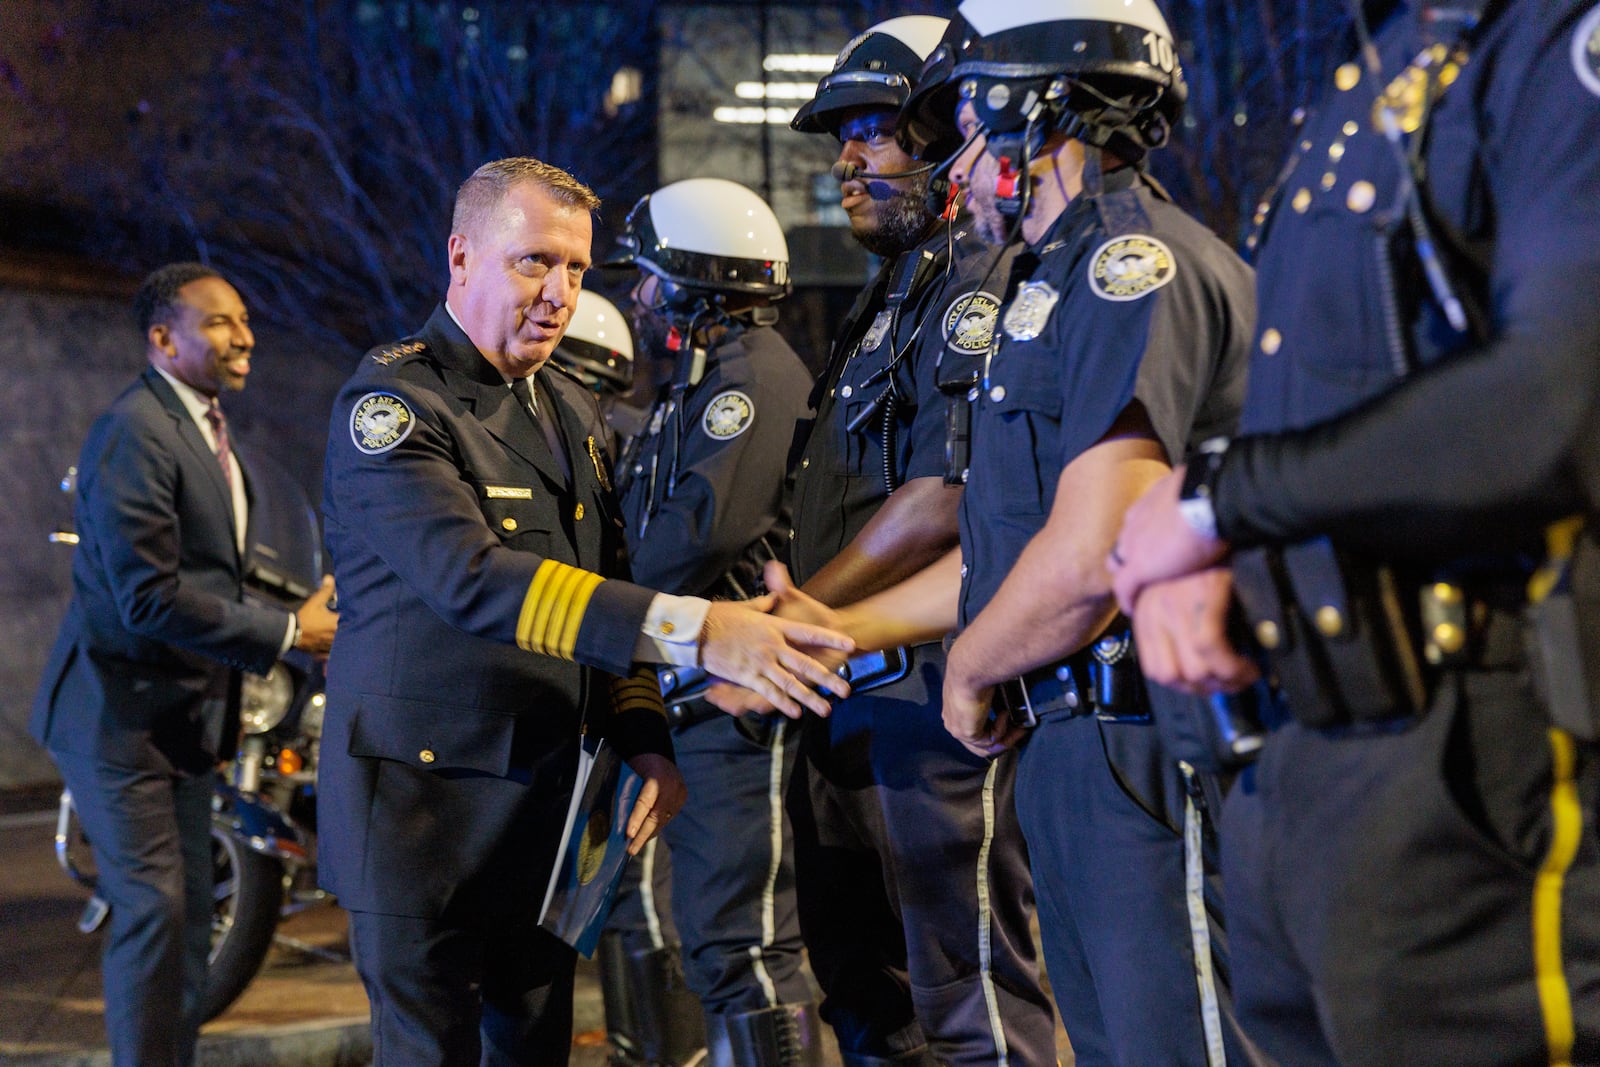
[0,786,618,1067]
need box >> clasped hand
[697,562,854,719]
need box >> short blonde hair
[452,157,601,238]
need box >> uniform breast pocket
[481,493,554,556]
[979,356,1063,515]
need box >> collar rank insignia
[1002,281,1060,342]
[702,390,754,441]
[861,310,894,353]
[1575,5,1600,98]
[351,392,415,455]
[944,290,1001,354]
[372,339,425,366]
[1088,235,1177,302]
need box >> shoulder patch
[943,291,1001,354]
[702,390,754,441]
[350,392,416,455]
[1574,5,1600,98]
[1087,235,1177,302]
[371,339,427,366]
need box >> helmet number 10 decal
[1142,31,1176,74]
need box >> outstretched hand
[622,752,687,855]
[703,562,852,717]
[698,597,854,719]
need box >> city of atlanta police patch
[1574,4,1600,98]
[1088,235,1177,302]
[350,392,415,455]
[703,390,754,441]
[944,291,1001,354]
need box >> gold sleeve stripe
[609,670,667,720]
[516,560,605,659]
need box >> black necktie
[510,376,569,482]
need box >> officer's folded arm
[1213,297,1600,556]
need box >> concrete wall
[0,283,347,789]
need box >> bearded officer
[799,2,1262,1061]
[775,17,1058,1066]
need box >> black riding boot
[597,930,708,1066]
[705,1002,824,1067]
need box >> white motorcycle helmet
[553,289,634,393]
[791,16,949,137]
[609,178,790,313]
[902,0,1187,163]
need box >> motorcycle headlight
[240,663,295,734]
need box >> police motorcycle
[48,452,335,1021]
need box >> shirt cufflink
[633,593,711,667]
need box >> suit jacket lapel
[142,368,241,560]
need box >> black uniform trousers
[1014,714,1256,1067]
[1226,669,1600,1067]
[344,756,580,1067]
[790,656,1056,1066]
[52,750,213,1067]
[660,712,810,1013]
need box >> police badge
[350,392,415,455]
[861,310,893,353]
[1088,235,1176,302]
[943,291,1001,354]
[702,390,755,440]
[1002,281,1060,342]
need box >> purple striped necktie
[205,397,233,488]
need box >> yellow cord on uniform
[1532,727,1581,1067]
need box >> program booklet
[537,735,644,957]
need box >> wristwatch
[1177,437,1230,541]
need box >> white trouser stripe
[641,837,666,950]
[750,725,787,1007]
[976,759,1010,1066]
[1181,762,1226,1066]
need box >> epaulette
[543,360,586,387]
[370,338,429,366]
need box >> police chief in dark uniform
[319,157,852,1067]
[605,177,821,1066]
[879,1,1261,1062]
[776,16,1058,1066]
[1111,1,1600,1063]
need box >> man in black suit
[31,261,339,1066]
[319,157,852,1066]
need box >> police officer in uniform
[888,2,1261,1063]
[319,157,852,1066]
[780,17,1058,1066]
[1110,2,1600,1063]
[601,178,821,1066]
